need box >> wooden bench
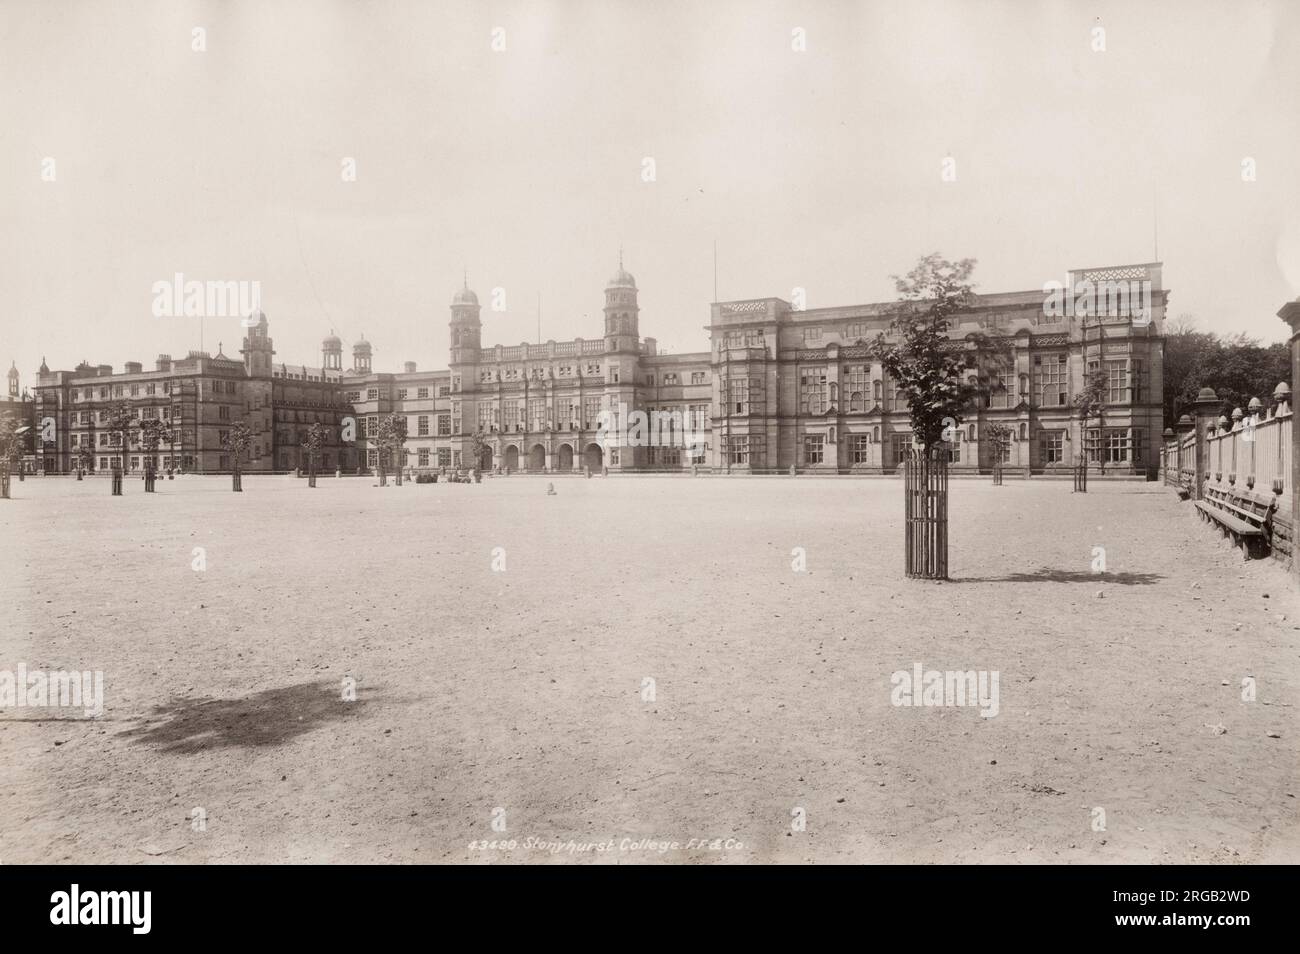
[1176,471,1194,500]
[1193,483,1276,559]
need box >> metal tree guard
[904,446,949,579]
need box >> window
[724,330,764,349]
[418,448,429,467]
[802,327,822,343]
[851,434,870,464]
[663,373,678,385]
[583,396,602,428]
[346,391,361,402]
[504,402,521,430]
[1090,428,1144,464]
[437,415,450,436]
[438,448,451,467]
[803,434,824,464]
[417,415,429,436]
[691,372,706,385]
[397,389,408,400]
[1039,430,1064,464]
[367,388,379,401]
[727,376,763,415]
[890,432,917,462]
[1032,353,1068,407]
[727,435,750,464]
[989,369,1016,409]
[438,386,450,396]
[799,367,827,415]
[1105,360,1127,404]
[218,405,230,420]
[844,365,869,412]
[478,403,497,430]
[887,378,908,412]
[528,399,546,432]
[417,387,429,399]
[945,434,962,463]
[367,450,378,467]
[646,375,655,386]
[845,322,869,340]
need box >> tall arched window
[850,391,864,412]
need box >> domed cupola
[322,331,343,371]
[352,335,373,373]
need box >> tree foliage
[223,421,253,468]
[0,411,26,465]
[1163,320,1289,422]
[302,422,327,467]
[105,401,135,466]
[868,254,995,451]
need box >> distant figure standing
[546,482,556,496]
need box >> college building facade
[17,259,1166,477]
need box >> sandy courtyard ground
[1,473,1297,865]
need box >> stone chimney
[124,361,142,374]
[404,361,417,373]
[156,354,172,371]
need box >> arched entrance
[503,445,519,471]
[479,444,493,471]
[584,443,604,471]
[528,444,547,472]
[557,443,574,471]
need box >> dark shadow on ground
[117,680,369,754]
[953,569,1162,585]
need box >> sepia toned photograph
[1,0,1297,922]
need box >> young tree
[375,413,407,487]
[984,421,1011,484]
[223,421,253,492]
[139,418,169,492]
[104,401,135,474]
[1073,366,1109,481]
[469,429,488,479]
[302,422,327,488]
[74,443,94,480]
[0,412,26,499]
[868,254,996,579]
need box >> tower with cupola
[449,277,482,466]
[602,253,643,470]
[240,310,275,378]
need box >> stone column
[1277,298,1300,580]
[1191,387,1220,502]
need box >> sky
[2,0,1299,387]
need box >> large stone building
[22,258,1166,477]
